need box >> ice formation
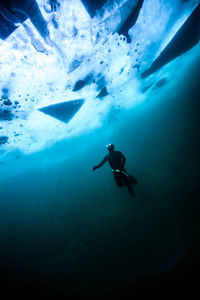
[0,0,199,157]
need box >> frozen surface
[0,0,199,161]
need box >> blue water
[0,59,200,297]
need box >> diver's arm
[120,154,126,169]
[93,157,107,171]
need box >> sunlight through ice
[0,0,199,156]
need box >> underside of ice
[0,0,199,157]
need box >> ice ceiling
[0,0,200,157]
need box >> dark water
[0,61,200,297]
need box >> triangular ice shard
[38,99,85,123]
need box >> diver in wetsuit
[93,144,137,197]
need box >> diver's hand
[93,166,97,171]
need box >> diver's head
[106,143,115,152]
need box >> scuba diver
[93,144,138,197]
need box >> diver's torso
[107,151,124,169]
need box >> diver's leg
[127,185,135,197]
[129,175,138,185]
[113,173,123,187]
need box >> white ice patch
[0,0,199,156]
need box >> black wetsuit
[102,151,131,187]
[93,149,138,196]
